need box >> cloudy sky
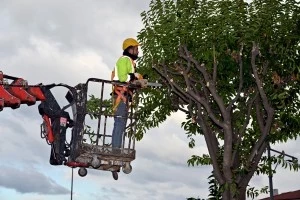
[0,1,299,200]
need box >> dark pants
[112,101,128,148]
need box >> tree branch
[196,108,225,185]
[255,97,265,133]
[241,93,258,136]
[180,45,227,120]
[231,92,258,166]
[238,142,267,188]
[248,43,274,163]
[213,44,217,84]
[251,42,273,113]
[154,61,225,128]
[177,60,225,128]
[187,90,224,128]
[227,44,244,111]
[153,65,190,104]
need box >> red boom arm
[0,71,46,111]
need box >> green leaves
[83,125,97,144]
[208,171,222,200]
[187,154,211,166]
[138,0,300,157]
[256,154,300,176]
[86,95,113,119]
[138,0,300,198]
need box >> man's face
[130,46,139,56]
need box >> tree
[137,0,300,199]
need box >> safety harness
[111,56,136,113]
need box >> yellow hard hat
[122,38,139,50]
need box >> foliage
[208,172,222,200]
[257,153,299,175]
[83,125,97,144]
[137,0,300,199]
[86,94,113,119]
[246,186,269,200]
[188,154,212,166]
[207,170,269,200]
[85,95,113,144]
[86,93,139,141]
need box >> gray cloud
[131,157,210,188]
[1,1,300,200]
[1,1,212,199]
[100,187,128,199]
[0,110,54,166]
[0,166,69,195]
[0,0,149,68]
[0,113,28,136]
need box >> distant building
[259,190,300,200]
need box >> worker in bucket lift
[111,38,141,151]
[110,38,141,180]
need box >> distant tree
[137,0,300,199]
[187,197,204,200]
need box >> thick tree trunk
[238,186,247,200]
[222,185,247,200]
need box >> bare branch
[196,108,225,185]
[251,42,273,113]
[187,90,224,128]
[177,106,189,114]
[179,62,193,99]
[227,44,244,111]
[180,46,211,83]
[255,97,265,133]
[179,47,192,73]
[247,43,275,163]
[189,74,210,101]
[179,46,227,120]
[213,44,217,84]
[242,94,258,135]
[154,62,224,128]
[249,104,274,162]
[153,65,190,104]
[231,92,258,166]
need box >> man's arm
[116,57,133,82]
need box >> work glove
[129,73,136,81]
[143,74,149,79]
[129,73,143,81]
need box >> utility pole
[267,145,274,200]
[267,144,298,200]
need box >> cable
[71,168,74,200]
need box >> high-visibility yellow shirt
[113,56,135,82]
